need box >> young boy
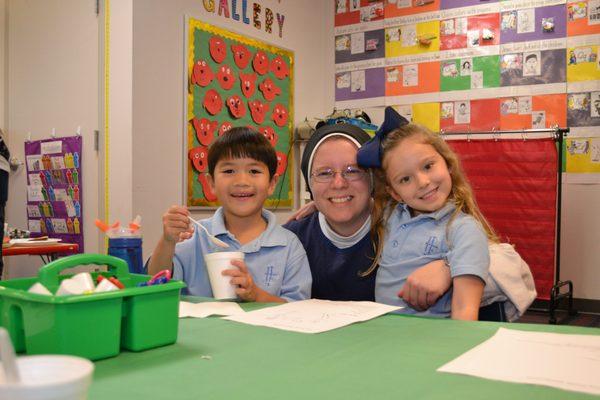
[148,127,311,302]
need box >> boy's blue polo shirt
[376,202,490,317]
[173,207,312,301]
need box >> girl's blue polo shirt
[376,202,490,317]
[173,207,312,301]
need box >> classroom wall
[2,0,100,277]
[130,0,333,262]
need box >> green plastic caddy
[0,254,185,360]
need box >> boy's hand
[223,259,258,302]
[162,205,194,243]
[398,259,451,311]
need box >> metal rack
[441,127,575,324]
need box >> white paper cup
[204,251,244,300]
[0,355,94,400]
[70,273,95,293]
[56,279,85,296]
[27,283,52,296]
[94,278,119,293]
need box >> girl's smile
[384,136,452,216]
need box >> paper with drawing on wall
[403,64,418,87]
[517,8,535,34]
[351,32,365,55]
[438,327,600,396]
[518,96,532,114]
[223,299,401,333]
[589,0,600,25]
[401,24,417,47]
[471,71,483,89]
[351,70,366,92]
[454,101,470,124]
[532,111,546,128]
[592,138,600,162]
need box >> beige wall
[2,0,99,277]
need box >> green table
[89,301,599,399]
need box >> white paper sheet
[179,301,244,318]
[438,327,600,396]
[401,24,417,48]
[517,9,535,34]
[532,111,546,129]
[27,185,45,202]
[350,70,366,92]
[223,299,401,334]
[591,138,600,162]
[350,32,365,55]
[454,101,470,124]
[470,71,483,89]
[402,64,418,87]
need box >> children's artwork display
[500,49,566,86]
[24,136,84,252]
[186,18,293,208]
[333,0,600,176]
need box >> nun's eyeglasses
[310,166,367,183]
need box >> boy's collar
[211,207,287,247]
[211,207,229,236]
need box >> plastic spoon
[188,217,230,248]
[0,327,20,383]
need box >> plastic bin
[0,254,185,360]
[108,237,145,274]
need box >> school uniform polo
[376,202,489,317]
[173,207,311,301]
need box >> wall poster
[185,18,294,208]
[333,0,600,178]
[24,136,84,252]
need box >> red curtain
[448,139,557,300]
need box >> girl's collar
[396,201,456,221]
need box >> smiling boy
[148,127,311,302]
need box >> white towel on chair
[481,243,537,322]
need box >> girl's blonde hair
[362,123,498,276]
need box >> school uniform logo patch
[264,266,278,287]
[424,236,439,255]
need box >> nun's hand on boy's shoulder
[398,259,451,311]
[162,205,193,243]
[223,259,258,302]
[286,201,317,222]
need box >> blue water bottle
[107,237,145,274]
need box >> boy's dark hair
[208,127,277,177]
[525,53,538,62]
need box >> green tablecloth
[89,301,599,399]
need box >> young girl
[358,108,498,320]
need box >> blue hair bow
[356,106,409,168]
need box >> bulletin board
[185,18,294,208]
[24,136,84,252]
[333,0,600,177]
